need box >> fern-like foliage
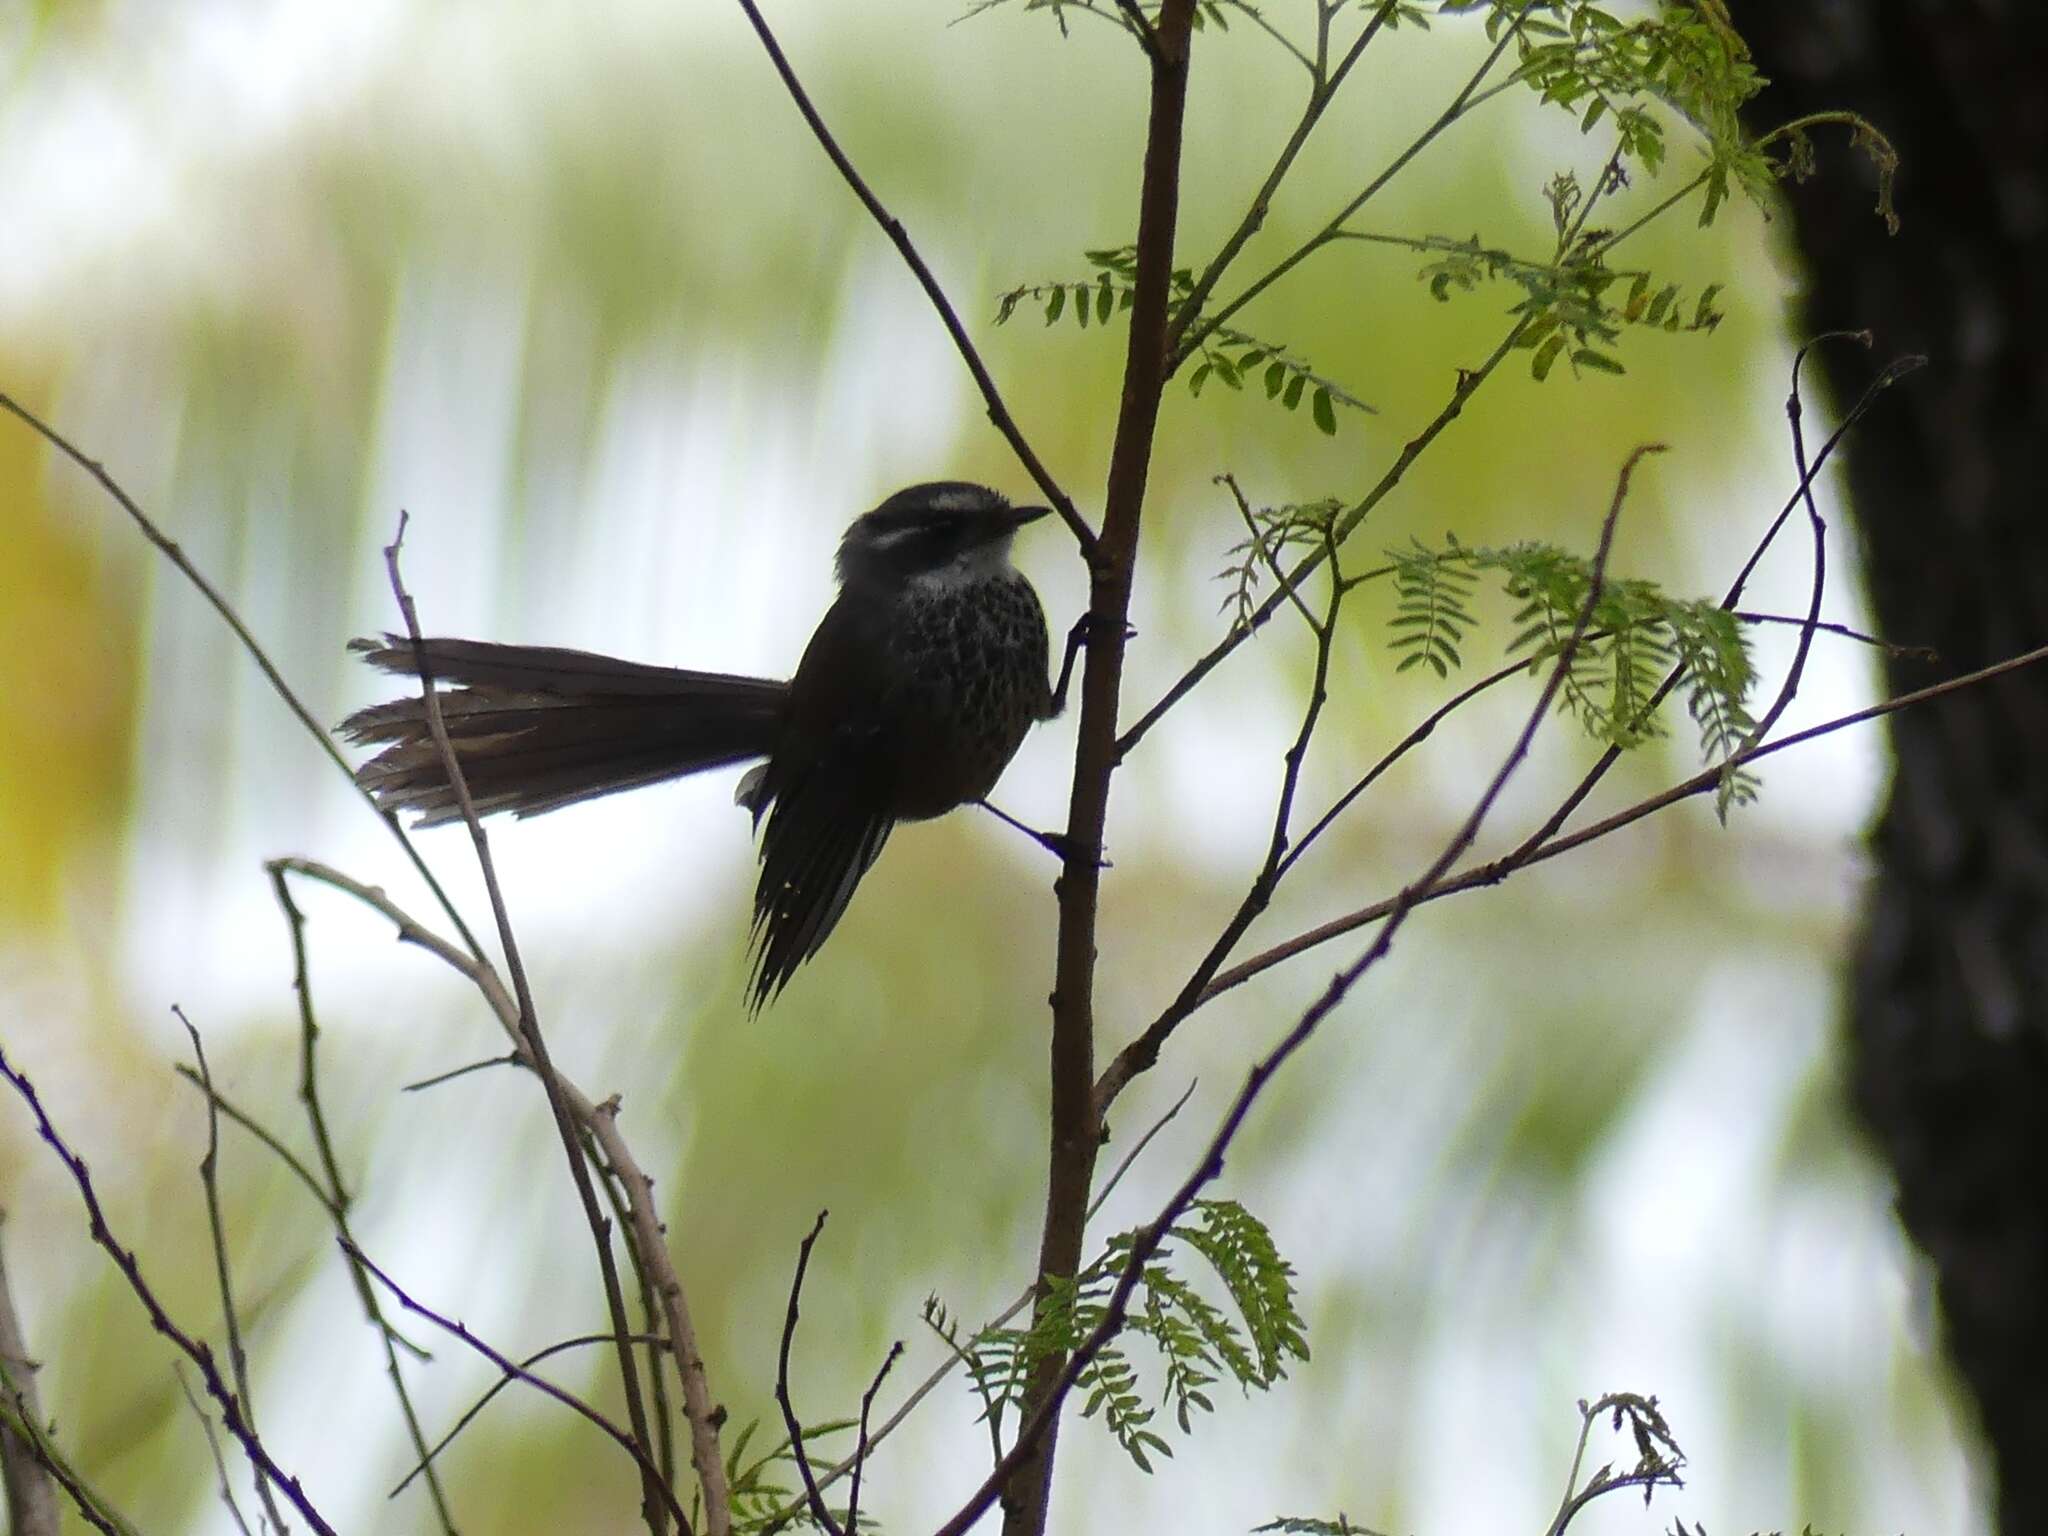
[1384,536,1760,793]
[725,1415,859,1535]
[1252,1520,1389,1536]
[1389,534,1480,678]
[959,1199,1308,1473]
[1216,496,1343,634]
[997,247,1372,433]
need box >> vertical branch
[1009,5,1197,1534]
[174,1008,291,1536]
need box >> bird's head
[835,482,1050,592]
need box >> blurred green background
[0,2,1981,1533]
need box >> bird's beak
[1010,504,1054,529]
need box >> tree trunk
[1731,6,2048,1531]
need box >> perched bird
[343,481,1061,1008]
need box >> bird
[341,481,1065,1009]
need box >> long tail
[341,635,787,824]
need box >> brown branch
[774,1212,843,1536]
[730,0,1094,554]
[1005,5,1198,1532]
[345,1239,692,1528]
[942,442,1651,1536]
[270,855,729,1535]
[0,1212,62,1536]
[0,1046,338,1534]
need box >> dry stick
[752,1077,1197,1533]
[583,1128,682,1498]
[936,443,1655,1536]
[344,1239,692,1529]
[1200,639,2048,998]
[272,855,729,1536]
[729,0,1093,555]
[378,517,678,1536]
[774,1212,843,1536]
[175,1363,256,1536]
[174,1006,293,1536]
[0,1045,339,1534]
[0,1211,63,1536]
[0,393,487,967]
[266,867,456,1530]
[845,1342,904,1536]
[391,1331,669,1500]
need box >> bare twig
[1202,637,2048,995]
[267,865,456,1527]
[174,1006,292,1535]
[730,0,1093,554]
[344,1239,691,1528]
[775,1213,844,1536]
[754,1077,1195,1533]
[391,1330,669,1499]
[0,1046,339,1534]
[175,1363,256,1536]
[269,856,729,1536]
[0,1211,63,1536]
[845,1341,904,1536]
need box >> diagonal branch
[731,0,1095,555]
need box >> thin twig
[174,1005,292,1535]
[344,1239,691,1528]
[845,1342,904,1536]
[269,856,728,1536]
[381,515,673,1536]
[0,1046,338,1534]
[266,864,456,1526]
[175,1363,256,1536]
[730,0,1093,555]
[390,1331,669,1499]
[0,1391,131,1536]
[753,1077,1195,1533]
[775,1213,844,1536]
[1203,637,2048,996]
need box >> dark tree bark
[1731,6,2048,1531]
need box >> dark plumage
[341,482,1054,1009]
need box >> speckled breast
[882,570,1050,820]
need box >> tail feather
[341,635,787,823]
